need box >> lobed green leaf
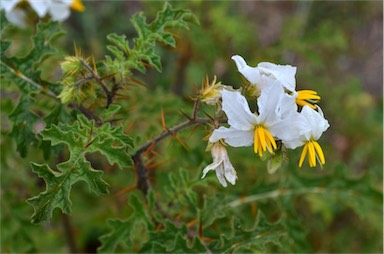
[27,115,134,223]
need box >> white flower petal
[271,112,305,149]
[301,106,330,140]
[257,82,284,125]
[0,0,19,12]
[201,160,222,179]
[231,55,261,85]
[223,158,237,185]
[49,2,71,21]
[221,89,257,130]
[210,127,254,147]
[29,0,49,17]
[202,142,237,187]
[258,62,297,92]
[5,8,27,27]
[215,164,228,187]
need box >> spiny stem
[2,61,102,123]
[132,96,216,194]
[134,117,211,156]
[1,62,57,98]
[80,60,113,108]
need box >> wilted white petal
[222,89,257,130]
[223,157,237,185]
[210,127,254,147]
[202,142,237,187]
[215,164,228,187]
[202,160,222,179]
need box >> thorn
[100,73,116,81]
[161,108,167,131]
[147,159,171,170]
[203,111,215,121]
[150,149,161,158]
[202,133,211,141]
[187,124,200,139]
[129,77,147,87]
[175,135,189,151]
[187,218,197,228]
[199,219,203,239]
[176,207,188,220]
[92,56,97,74]
[144,142,156,156]
[179,110,192,120]
[113,185,137,197]
[251,203,257,216]
[125,121,136,134]
[144,152,160,166]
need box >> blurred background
[1,1,383,253]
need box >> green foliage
[98,192,154,253]
[1,21,64,157]
[105,2,198,83]
[27,115,133,223]
[1,2,383,253]
[1,21,64,94]
[7,95,39,157]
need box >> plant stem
[226,187,326,208]
[1,62,57,98]
[80,60,113,108]
[132,117,211,194]
[134,117,210,156]
[62,213,78,253]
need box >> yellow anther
[299,140,326,168]
[296,90,320,109]
[253,126,277,157]
[71,0,85,12]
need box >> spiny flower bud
[57,76,94,104]
[200,75,224,106]
[60,56,84,77]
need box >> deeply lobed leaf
[27,115,134,223]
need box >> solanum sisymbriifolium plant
[1,2,382,253]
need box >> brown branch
[134,117,210,156]
[69,104,101,124]
[132,117,212,194]
[62,210,78,253]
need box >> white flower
[283,105,330,167]
[0,0,19,12]
[1,0,84,27]
[210,85,300,157]
[29,0,73,21]
[231,55,297,92]
[4,8,27,27]
[202,142,237,187]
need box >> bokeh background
[1,1,383,253]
